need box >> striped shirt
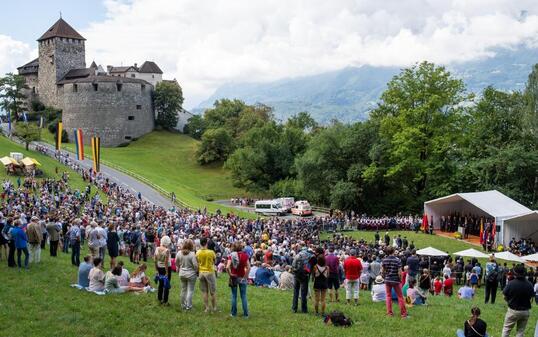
[382,256,401,284]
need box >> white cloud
[6,0,538,108]
[0,35,34,76]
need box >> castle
[17,18,170,147]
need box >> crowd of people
[0,147,537,336]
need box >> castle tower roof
[38,18,86,42]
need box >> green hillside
[42,130,248,212]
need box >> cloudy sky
[1,0,538,108]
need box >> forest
[185,61,538,214]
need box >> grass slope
[42,130,247,213]
[0,230,536,337]
[0,136,103,200]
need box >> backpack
[487,269,498,283]
[292,252,311,276]
[324,311,353,327]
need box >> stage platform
[434,230,482,247]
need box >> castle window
[136,105,142,110]
[152,75,155,78]
[116,83,123,92]
[93,83,98,91]
[125,136,132,140]
[128,116,135,121]
[32,87,36,94]
[131,74,135,78]
[141,84,146,92]
[73,84,78,92]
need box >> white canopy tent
[453,248,490,259]
[503,211,538,248]
[522,252,538,262]
[493,251,526,263]
[424,190,531,246]
[416,247,448,257]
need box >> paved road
[1,124,174,209]
[40,142,175,209]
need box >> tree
[367,61,471,210]
[0,73,28,121]
[330,181,359,211]
[286,111,318,132]
[196,128,233,164]
[14,122,40,150]
[184,115,205,139]
[154,81,183,129]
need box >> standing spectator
[291,246,311,313]
[46,218,60,257]
[196,237,217,312]
[406,249,419,285]
[39,220,47,250]
[381,246,407,318]
[154,236,172,306]
[107,223,119,269]
[501,264,534,337]
[26,216,42,264]
[176,239,198,311]
[69,219,81,266]
[11,220,29,270]
[325,246,341,302]
[96,222,107,261]
[4,217,16,267]
[227,241,250,318]
[87,221,100,259]
[343,249,362,305]
[312,254,329,316]
[484,256,499,304]
[443,274,454,297]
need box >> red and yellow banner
[73,129,84,160]
[56,122,63,151]
[91,136,101,173]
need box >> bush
[453,232,462,240]
[117,142,130,148]
[30,100,45,112]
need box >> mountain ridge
[196,46,537,123]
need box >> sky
[1,0,538,109]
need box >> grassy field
[0,230,536,337]
[42,130,250,213]
[0,136,104,200]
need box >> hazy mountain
[196,46,537,123]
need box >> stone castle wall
[21,74,39,106]
[59,81,154,147]
[38,38,85,109]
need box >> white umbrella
[453,248,490,259]
[522,253,538,262]
[416,247,449,257]
[493,251,525,263]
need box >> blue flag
[22,112,28,123]
[7,112,11,132]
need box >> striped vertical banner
[7,113,11,133]
[56,122,63,150]
[39,116,44,128]
[74,129,84,160]
[91,136,100,172]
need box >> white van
[291,200,313,216]
[254,200,286,216]
[277,197,295,212]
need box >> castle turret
[37,18,86,108]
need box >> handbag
[228,275,238,288]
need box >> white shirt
[371,284,387,302]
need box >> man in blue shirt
[458,282,475,299]
[11,220,29,270]
[78,255,93,288]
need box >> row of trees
[187,61,538,214]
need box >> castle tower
[37,18,86,108]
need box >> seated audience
[78,255,93,288]
[371,276,386,302]
[458,282,475,300]
[88,258,105,292]
[456,306,488,337]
